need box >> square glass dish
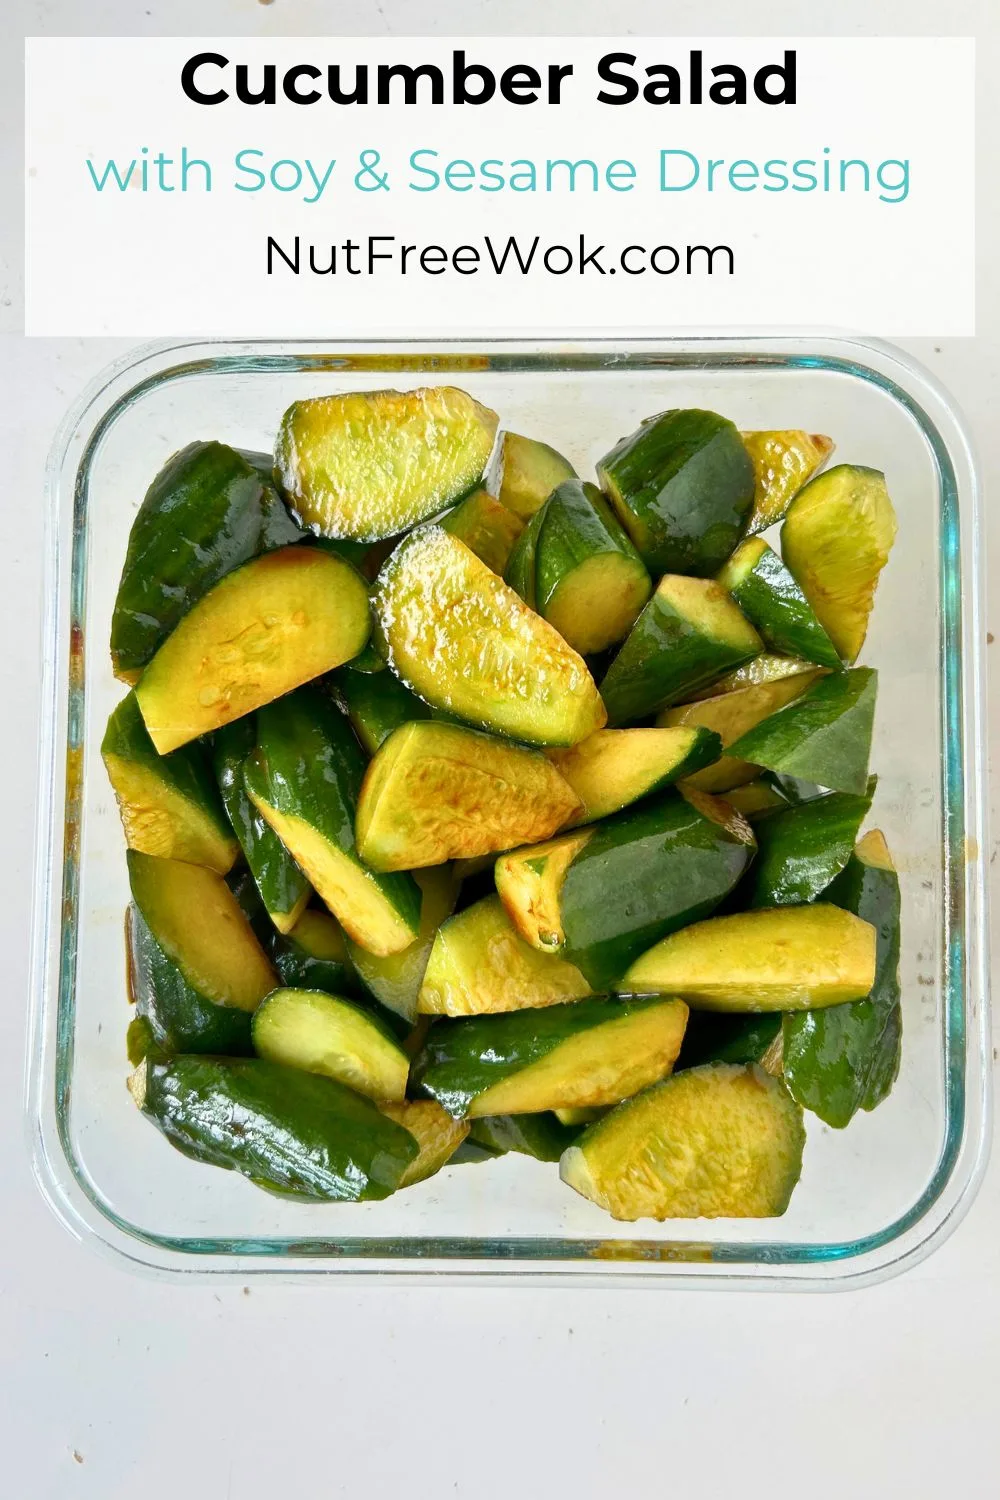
[29,337,991,1287]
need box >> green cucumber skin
[267,929,359,999]
[244,685,422,935]
[561,792,755,989]
[469,1113,581,1162]
[677,1011,782,1070]
[725,545,840,668]
[213,720,311,928]
[103,691,232,839]
[502,504,546,606]
[533,480,649,614]
[742,781,875,907]
[126,904,254,1056]
[599,591,758,726]
[333,667,432,754]
[137,1055,418,1200]
[414,995,665,1118]
[226,867,274,947]
[782,849,902,1128]
[598,410,755,576]
[728,668,878,796]
[111,441,302,679]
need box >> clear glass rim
[27,334,992,1288]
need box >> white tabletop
[2,2,998,1497]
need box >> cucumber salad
[104,389,900,1221]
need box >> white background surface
[1,3,997,1498]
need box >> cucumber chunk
[781,830,902,1127]
[110,441,303,683]
[374,527,606,747]
[676,1011,783,1070]
[781,465,897,663]
[213,719,311,933]
[742,780,875,907]
[275,386,499,542]
[251,988,409,1102]
[135,547,371,753]
[126,903,255,1057]
[497,431,576,520]
[727,667,877,796]
[683,653,823,699]
[599,575,761,725]
[418,895,592,1016]
[356,720,581,872]
[560,1063,805,1220]
[270,907,360,997]
[623,904,877,1011]
[441,488,525,574]
[658,671,827,793]
[532,480,652,655]
[103,691,238,874]
[378,1099,470,1186]
[502,503,546,607]
[720,779,790,820]
[497,789,755,988]
[333,665,432,755]
[415,995,688,1118]
[129,1055,418,1200]
[547,726,723,825]
[347,865,460,1024]
[598,409,755,575]
[718,537,840,668]
[468,1113,581,1162]
[244,684,422,957]
[740,430,835,536]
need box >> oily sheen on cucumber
[547,726,723,826]
[740,430,834,536]
[102,690,238,874]
[727,667,878,796]
[496,789,756,989]
[718,537,840,668]
[739,780,875,907]
[597,409,756,575]
[275,386,499,542]
[599,575,761,726]
[128,1055,418,1200]
[333,666,432,755]
[110,441,303,682]
[440,488,525,574]
[497,430,576,520]
[212,718,311,934]
[251,987,410,1102]
[244,684,422,956]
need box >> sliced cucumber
[135,547,371,753]
[497,431,576,520]
[497,789,755,989]
[244,684,421,956]
[374,527,606,747]
[468,1113,582,1162]
[598,409,756,575]
[418,895,592,1016]
[720,779,790,820]
[623,903,877,1011]
[275,386,499,542]
[355,720,581,872]
[416,995,688,1118]
[441,488,525,574]
[270,907,359,997]
[547,726,723,826]
[532,480,651,655]
[781,464,897,663]
[333,665,431,755]
[742,780,875,907]
[684,653,823,699]
[560,1063,805,1220]
[740,430,835,536]
[600,575,761,726]
[378,1099,470,1186]
[347,865,459,1024]
[251,987,409,1102]
[502,504,545,607]
[127,851,277,1055]
[718,537,840,667]
[213,719,311,933]
[102,691,238,874]
[658,669,826,793]
[129,1055,418,1200]
[728,667,877,796]
[782,829,902,1127]
[110,441,302,683]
